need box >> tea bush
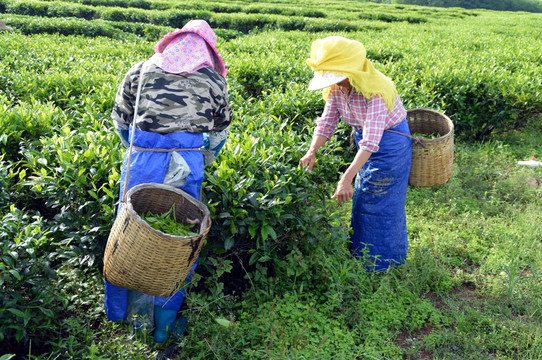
[2,13,135,39]
[0,207,61,346]
[72,0,156,9]
[44,1,98,20]
[202,117,344,253]
[0,99,63,161]
[2,0,48,17]
[1,0,361,33]
[19,127,122,261]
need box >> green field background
[1,1,541,359]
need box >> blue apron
[104,127,204,321]
[350,119,412,271]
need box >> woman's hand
[332,149,372,205]
[299,152,317,173]
[300,135,328,173]
[331,178,354,205]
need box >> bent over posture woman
[300,36,412,271]
[104,20,232,342]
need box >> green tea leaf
[215,318,231,328]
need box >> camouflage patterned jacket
[111,60,232,134]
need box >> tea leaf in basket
[411,132,441,139]
[140,204,197,237]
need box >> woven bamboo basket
[407,109,454,187]
[103,183,211,298]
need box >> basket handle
[122,61,149,203]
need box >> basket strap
[385,129,426,148]
[132,145,204,152]
[122,61,150,203]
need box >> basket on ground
[103,183,211,298]
[407,109,454,187]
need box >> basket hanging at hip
[407,109,454,187]
[103,183,211,298]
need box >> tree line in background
[390,0,542,12]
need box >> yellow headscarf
[306,36,397,111]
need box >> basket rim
[123,183,211,241]
[407,108,454,142]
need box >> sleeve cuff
[358,141,379,153]
[314,128,332,140]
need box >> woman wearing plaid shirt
[300,36,412,271]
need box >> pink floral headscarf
[153,20,227,77]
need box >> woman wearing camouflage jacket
[104,20,232,343]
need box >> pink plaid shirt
[315,87,407,153]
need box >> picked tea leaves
[140,204,197,237]
[411,132,441,139]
